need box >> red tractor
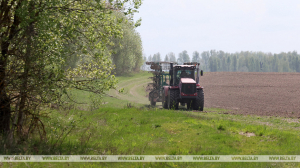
[162,62,204,111]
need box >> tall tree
[152,52,161,62]
[201,51,210,71]
[110,12,143,75]
[227,56,231,71]
[177,50,190,64]
[164,55,169,62]
[168,52,176,62]
[148,55,152,61]
[192,51,201,63]
[233,55,237,71]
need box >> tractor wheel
[162,95,168,109]
[168,89,179,110]
[162,89,168,109]
[151,100,156,106]
[193,89,204,111]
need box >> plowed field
[201,72,300,117]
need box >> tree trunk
[0,42,11,134]
[0,1,20,135]
[17,22,34,136]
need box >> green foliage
[109,12,143,75]
[152,52,162,62]
[0,0,142,137]
[177,50,190,64]
[146,50,300,72]
[192,51,200,63]
[168,52,176,62]
[164,55,169,62]
[152,50,299,72]
[217,125,225,131]
[200,50,300,72]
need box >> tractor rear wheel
[162,89,168,109]
[193,89,204,111]
[168,89,179,110]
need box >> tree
[168,52,176,62]
[110,12,143,75]
[148,55,152,61]
[152,52,161,62]
[192,51,201,63]
[272,55,279,72]
[227,56,231,71]
[164,55,169,62]
[177,50,190,64]
[209,57,216,72]
[221,57,226,71]
[233,55,237,71]
[201,51,210,71]
[296,56,300,72]
[140,54,147,71]
[0,0,142,137]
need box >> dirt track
[201,72,300,117]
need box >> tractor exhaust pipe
[170,62,174,86]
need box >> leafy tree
[221,57,226,71]
[168,52,176,62]
[227,56,231,71]
[233,55,237,71]
[110,12,143,75]
[0,0,142,137]
[192,51,201,63]
[177,50,190,64]
[209,56,216,72]
[201,51,210,71]
[164,55,169,62]
[152,52,161,62]
[148,55,152,61]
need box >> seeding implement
[146,62,204,111]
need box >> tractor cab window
[175,70,195,84]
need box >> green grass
[3,107,300,167]
[2,71,300,167]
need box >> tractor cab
[173,65,196,85]
[171,64,198,85]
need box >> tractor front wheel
[193,89,204,111]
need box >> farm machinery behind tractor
[146,62,204,111]
[146,62,173,106]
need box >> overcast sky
[134,0,300,58]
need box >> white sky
[134,0,300,58]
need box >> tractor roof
[174,65,196,69]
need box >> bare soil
[201,72,300,117]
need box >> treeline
[109,13,143,75]
[144,50,300,72]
